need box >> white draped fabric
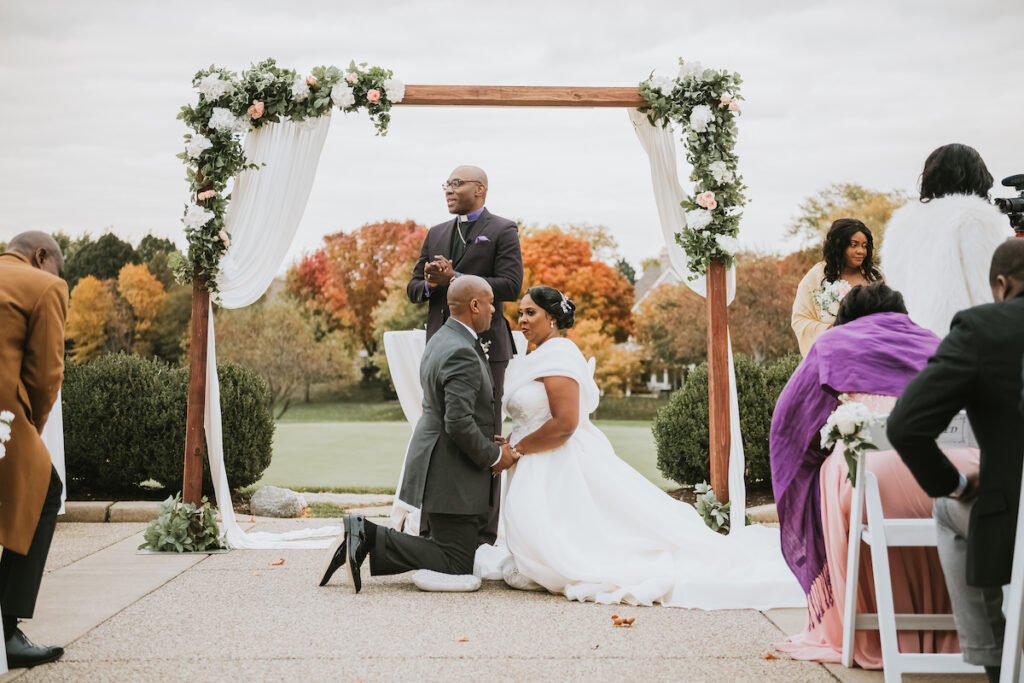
[383,329,528,533]
[41,391,66,514]
[204,116,340,549]
[628,109,747,530]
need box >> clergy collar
[457,207,485,223]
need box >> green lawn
[259,419,674,491]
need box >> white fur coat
[879,194,1011,338]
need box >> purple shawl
[770,313,940,599]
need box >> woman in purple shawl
[771,283,978,667]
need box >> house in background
[631,250,683,394]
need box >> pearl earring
[550,320,555,328]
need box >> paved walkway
[1,513,983,682]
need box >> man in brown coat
[0,231,68,668]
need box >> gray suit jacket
[398,317,501,516]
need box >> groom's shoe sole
[344,515,366,594]
[319,530,347,586]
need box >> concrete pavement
[1,513,983,682]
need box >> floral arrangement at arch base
[639,59,747,279]
[139,493,224,553]
[171,58,404,293]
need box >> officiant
[406,165,523,545]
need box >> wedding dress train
[489,337,803,610]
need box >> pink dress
[776,393,979,669]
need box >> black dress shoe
[319,529,347,586]
[5,628,64,668]
[343,514,371,594]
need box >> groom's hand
[492,442,516,476]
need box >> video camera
[995,174,1024,236]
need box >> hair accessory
[559,294,571,313]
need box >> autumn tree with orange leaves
[66,275,115,362]
[515,228,633,342]
[117,263,166,357]
[288,220,427,352]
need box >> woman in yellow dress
[792,218,883,355]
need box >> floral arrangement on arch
[172,58,404,292]
[639,59,746,278]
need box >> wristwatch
[949,472,969,499]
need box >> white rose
[331,84,355,109]
[835,417,858,436]
[383,78,405,103]
[685,208,713,232]
[0,410,13,422]
[185,134,213,159]
[678,60,703,82]
[291,77,310,102]
[716,235,740,255]
[689,104,714,133]
[828,300,840,316]
[0,442,5,459]
[0,422,11,441]
[182,204,215,230]
[208,107,238,133]
[196,73,233,100]
[648,75,675,94]
[708,160,734,185]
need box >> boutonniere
[474,235,490,244]
[480,340,492,356]
[0,409,13,460]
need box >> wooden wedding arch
[181,85,733,505]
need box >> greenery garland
[171,58,403,292]
[639,59,747,278]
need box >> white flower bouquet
[0,409,13,460]
[819,395,880,486]
[813,279,853,323]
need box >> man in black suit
[888,238,1024,682]
[406,165,523,544]
[319,276,517,592]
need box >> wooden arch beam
[396,85,647,108]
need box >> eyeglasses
[441,179,482,191]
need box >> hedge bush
[653,353,802,488]
[63,354,274,496]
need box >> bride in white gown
[493,286,803,610]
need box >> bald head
[451,165,488,186]
[447,275,495,334]
[7,230,64,278]
[445,165,488,216]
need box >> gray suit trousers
[933,496,1006,666]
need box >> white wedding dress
[488,337,803,610]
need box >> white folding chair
[999,455,1024,682]
[841,413,984,681]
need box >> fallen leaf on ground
[763,652,779,660]
[591,644,600,650]
[611,616,635,627]
[269,558,285,566]
[252,571,260,576]
[452,637,469,642]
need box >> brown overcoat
[0,251,68,554]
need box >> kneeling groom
[320,275,517,592]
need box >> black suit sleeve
[442,347,501,470]
[479,223,523,302]
[407,232,433,304]
[887,312,977,497]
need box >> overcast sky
[1,0,1021,271]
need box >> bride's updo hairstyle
[526,286,576,329]
[834,282,907,326]
[919,143,994,202]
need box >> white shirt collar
[453,317,478,340]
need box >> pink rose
[729,100,740,112]
[366,89,381,102]
[345,72,359,84]
[218,230,231,248]
[720,94,733,107]
[306,76,317,86]
[697,191,717,210]
[197,190,216,201]
[248,100,265,119]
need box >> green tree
[135,234,178,263]
[615,257,636,285]
[66,233,138,288]
[787,183,907,245]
